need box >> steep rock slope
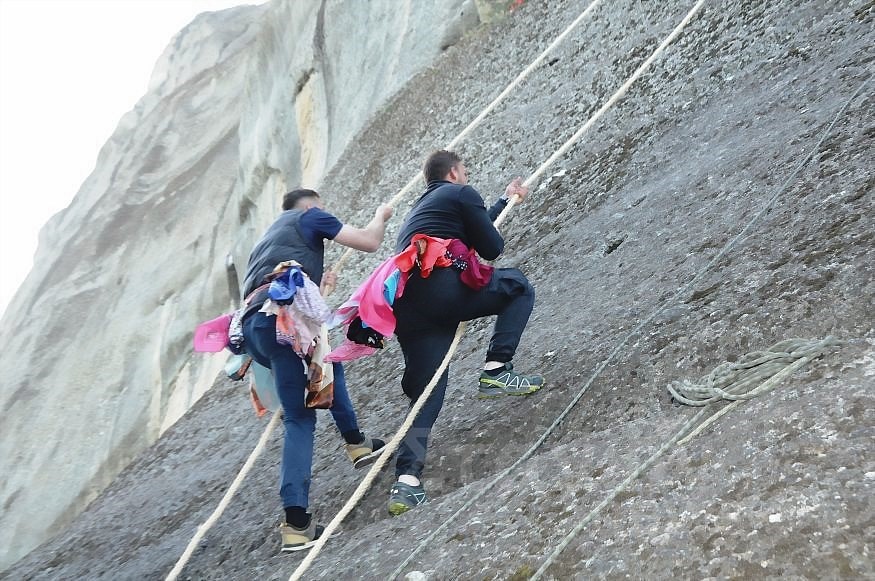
[0,0,478,571]
[3,0,872,579]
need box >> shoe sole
[388,501,414,516]
[352,447,388,470]
[477,383,545,399]
[280,529,338,552]
[281,539,319,552]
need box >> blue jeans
[243,312,360,509]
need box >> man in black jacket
[388,150,543,516]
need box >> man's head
[423,150,469,185]
[282,188,323,211]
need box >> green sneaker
[388,482,427,516]
[478,363,544,398]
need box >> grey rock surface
[0,0,477,571]
[3,0,873,579]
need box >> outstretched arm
[333,204,393,252]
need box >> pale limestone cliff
[0,0,480,570]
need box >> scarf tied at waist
[327,236,493,362]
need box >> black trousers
[392,266,534,478]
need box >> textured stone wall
[0,0,479,570]
[5,0,870,577]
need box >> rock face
[3,0,874,578]
[0,0,478,571]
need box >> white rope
[289,325,466,581]
[288,2,712,579]
[402,61,871,581]
[165,410,283,581]
[672,337,843,445]
[668,338,831,406]
[441,0,603,154]
[165,3,603,578]
[389,17,871,581]
[527,72,871,577]
[532,408,709,579]
[329,0,603,278]
[389,2,708,577]
[494,0,707,224]
[530,337,840,579]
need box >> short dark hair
[423,150,462,183]
[282,188,320,211]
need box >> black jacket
[395,180,507,259]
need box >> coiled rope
[297,2,709,580]
[670,338,845,445]
[669,338,836,407]
[166,3,602,579]
[390,24,872,581]
[530,337,842,580]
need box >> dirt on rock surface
[5,0,873,579]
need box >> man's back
[395,181,504,260]
[242,209,324,296]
